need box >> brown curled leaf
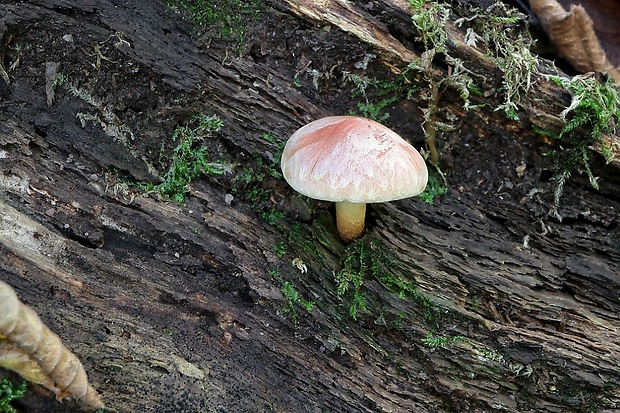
[530,0,620,83]
[0,280,103,410]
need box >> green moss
[343,72,405,122]
[232,157,268,208]
[335,240,371,319]
[231,132,285,219]
[351,97,400,123]
[262,132,285,179]
[153,114,230,204]
[269,267,315,324]
[165,0,263,44]
[281,281,315,323]
[120,113,231,204]
[542,74,619,218]
[0,378,27,413]
[273,241,287,258]
[421,333,469,349]
[419,165,448,205]
[552,74,618,168]
[409,0,450,53]
[334,239,444,326]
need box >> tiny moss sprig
[0,378,27,413]
[342,72,403,123]
[165,0,263,45]
[422,333,469,349]
[273,241,287,258]
[281,281,315,324]
[419,164,448,205]
[261,132,285,179]
[553,73,618,166]
[335,239,442,325]
[335,240,369,320]
[153,113,232,204]
[409,0,450,54]
[270,267,315,324]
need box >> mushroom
[281,116,428,242]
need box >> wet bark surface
[0,0,619,412]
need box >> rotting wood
[283,0,418,64]
[0,0,619,412]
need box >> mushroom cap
[281,116,428,203]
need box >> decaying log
[0,0,619,412]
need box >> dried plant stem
[423,81,442,165]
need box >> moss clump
[543,74,619,218]
[335,239,443,325]
[165,0,263,44]
[551,74,618,169]
[153,114,231,204]
[0,378,27,413]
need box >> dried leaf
[0,280,103,410]
[530,0,620,82]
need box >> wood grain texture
[0,0,618,412]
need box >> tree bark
[0,0,619,412]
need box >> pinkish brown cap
[281,116,428,203]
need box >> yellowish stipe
[335,201,367,243]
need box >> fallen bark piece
[0,280,103,410]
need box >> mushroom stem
[335,201,367,242]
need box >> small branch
[423,81,442,165]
